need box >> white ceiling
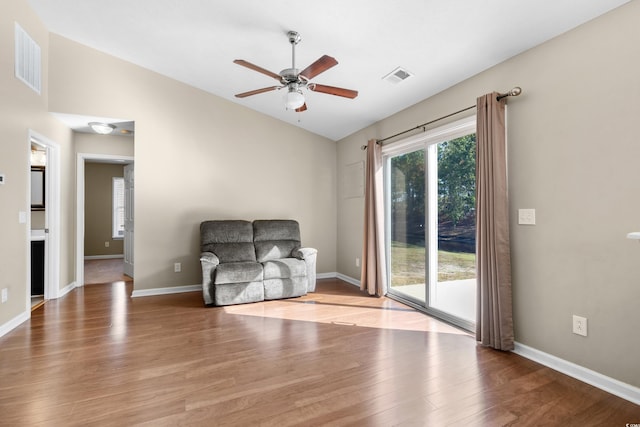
[28,0,629,141]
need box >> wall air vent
[382,66,414,84]
[15,22,42,95]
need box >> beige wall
[337,2,640,387]
[75,132,134,157]
[84,163,125,256]
[0,0,74,327]
[48,33,337,291]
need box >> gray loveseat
[199,219,317,306]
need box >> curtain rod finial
[497,86,523,101]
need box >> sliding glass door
[389,150,426,302]
[385,117,477,330]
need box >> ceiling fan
[233,31,358,112]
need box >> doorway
[76,154,134,288]
[27,131,61,310]
[384,116,477,331]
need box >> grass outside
[390,241,476,286]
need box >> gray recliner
[200,219,317,306]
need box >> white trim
[76,153,134,288]
[0,310,30,339]
[513,342,640,405]
[84,254,124,260]
[335,273,360,287]
[28,131,61,302]
[131,284,200,298]
[57,281,76,298]
[381,115,476,157]
[130,274,360,298]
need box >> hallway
[84,258,132,285]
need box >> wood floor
[1,279,638,426]
[84,258,132,285]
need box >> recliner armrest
[200,251,220,266]
[200,251,220,306]
[292,247,318,260]
[292,247,318,292]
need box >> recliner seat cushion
[262,258,307,280]
[215,262,263,285]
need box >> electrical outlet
[355,257,360,267]
[105,241,110,248]
[572,315,587,337]
[174,262,181,273]
[1,288,7,303]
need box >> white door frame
[27,130,61,307]
[123,163,134,278]
[76,153,134,287]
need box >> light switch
[518,209,536,225]
[18,211,27,224]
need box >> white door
[123,163,134,278]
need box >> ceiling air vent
[15,22,42,95]
[383,66,413,84]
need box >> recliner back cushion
[253,220,301,262]
[200,220,256,263]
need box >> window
[112,177,125,239]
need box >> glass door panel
[388,149,426,303]
[429,135,477,323]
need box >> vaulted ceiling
[28,0,629,141]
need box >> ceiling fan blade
[295,103,307,113]
[233,59,282,81]
[235,86,280,98]
[299,55,338,80]
[309,84,358,99]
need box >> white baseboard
[84,254,124,260]
[0,310,30,339]
[316,272,361,287]
[57,281,76,298]
[131,284,201,298]
[336,273,360,287]
[513,342,640,405]
[130,274,361,298]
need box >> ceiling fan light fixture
[284,89,305,109]
[88,122,116,134]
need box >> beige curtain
[361,139,387,296]
[476,93,514,350]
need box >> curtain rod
[361,87,522,149]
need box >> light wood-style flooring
[84,258,132,285]
[1,278,638,426]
